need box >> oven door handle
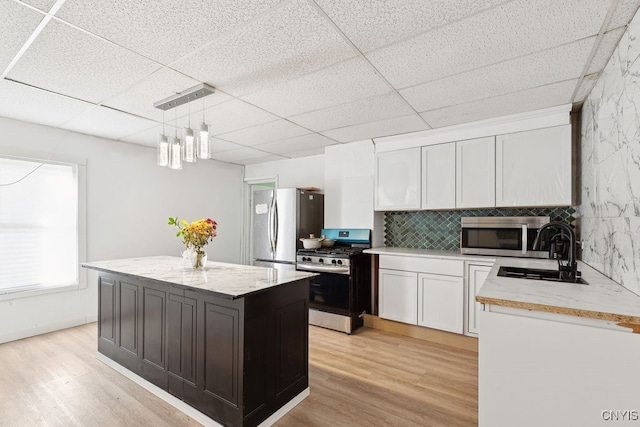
[297,263,350,275]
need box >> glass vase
[191,250,207,269]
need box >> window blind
[0,156,78,293]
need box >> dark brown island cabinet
[83,256,315,427]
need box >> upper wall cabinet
[421,143,456,210]
[375,148,421,211]
[495,125,571,207]
[455,136,496,209]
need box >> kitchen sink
[497,266,588,285]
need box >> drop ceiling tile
[282,146,328,158]
[119,124,163,147]
[173,0,356,97]
[421,79,578,128]
[367,0,611,89]
[209,138,244,153]
[243,57,391,117]
[253,133,337,155]
[401,37,594,113]
[574,73,601,102]
[587,28,627,75]
[237,154,288,165]
[8,20,160,103]
[321,114,428,143]
[0,2,43,72]
[104,68,232,122]
[315,0,505,52]
[217,119,310,146]
[0,79,93,127]
[61,106,158,140]
[21,0,56,12]
[607,0,640,30]
[288,92,415,132]
[206,99,279,135]
[56,0,283,64]
[211,147,271,163]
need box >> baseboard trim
[0,317,96,345]
[364,314,478,352]
[97,353,309,427]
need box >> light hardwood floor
[0,323,478,426]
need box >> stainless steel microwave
[460,216,550,258]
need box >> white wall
[243,155,324,189]
[0,117,244,343]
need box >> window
[0,156,78,294]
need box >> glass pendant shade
[169,137,182,170]
[157,134,169,167]
[183,128,196,162]
[198,123,209,159]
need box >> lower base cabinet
[379,269,418,324]
[378,255,465,334]
[418,273,463,334]
[97,273,309,427]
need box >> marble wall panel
[580,8,640,296]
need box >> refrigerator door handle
[268,193,276,255]
[273,199,279,253]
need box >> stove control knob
[331,259,337,264]
[302,257,308,262]
[318,258,324,263]
[337,260,343,265]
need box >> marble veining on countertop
[364,246,495,262]
[82,256,316,299]
[477,257,640,325]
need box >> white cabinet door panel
[379,269,418,324]
[466,263,492,336]
[417,273,464,334]
[375,148,421,211]
[496,125,571,207]
[455,137,495,208]
[421,143,455,209]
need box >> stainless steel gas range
[296,228,371,334]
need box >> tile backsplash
[384,207,576,250]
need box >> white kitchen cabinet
[378,255,465,333]
[375,148,421,211]
[455,136,495,208]
[421,143,456,209]
[495,124,572,207]
[379,269,418,324]
[465,263,493,336]
[417,273,463,333]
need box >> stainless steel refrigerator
[252,188,324,270]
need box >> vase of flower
[170,216,217,270]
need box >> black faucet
[533,221,581,282]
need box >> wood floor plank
[0,323,478,426]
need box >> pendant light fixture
[169,107,182,170]
[198,95,210,159]
[153,83,215,168]
[183,96,196,163]
[157,110,169,167]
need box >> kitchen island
[82,256,316,427]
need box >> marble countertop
[364,246,495,263]
[82,256,316,299]
[477,257,640,326]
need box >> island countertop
[82,255,316,299]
